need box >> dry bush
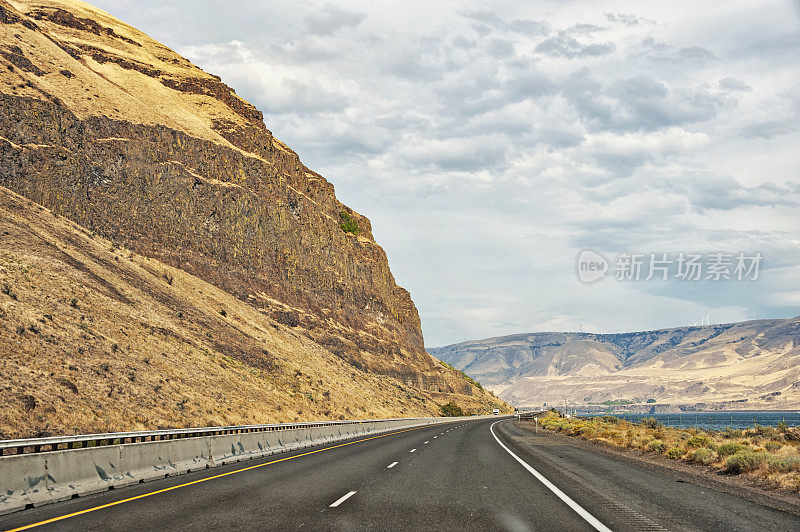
[725,451,772,474]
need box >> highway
[1,418,798,531]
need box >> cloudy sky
[95,0,800,346]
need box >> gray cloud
[463,10,550,36]
[678,46,716,63]
[604,12,656,27]
[742,119,798,139]
[718,77,752,92]
[688,179,798,211]
[534,36,616,58]
[304,4,365,36]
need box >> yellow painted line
[5,422,453,532]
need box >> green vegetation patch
[692,447,715,465]
[768,456,800,473]
[639,417,662,430]
[687,435,714,449]
[338,210,359,234]
[667,447,685,460]
[718,442,748,457]
[440,402,465,417]
[725,451,771,474]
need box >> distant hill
[430,318,800,411]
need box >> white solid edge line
[387,461,398,469]
[329,491,357,507]
[489,421,611,532]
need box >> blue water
[583,412,800,431]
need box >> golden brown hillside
[0,186,507,438]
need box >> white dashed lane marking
[387,462,398,469]
[329,491,357,508]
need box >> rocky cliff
[1,0,431,380]
[0,0,510,434]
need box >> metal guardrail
[515,411,545,420]
[0,417,432,456]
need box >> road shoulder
[506,420,800,517]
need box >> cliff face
[0,0,439,386]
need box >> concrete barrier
[0,453,50,514]
[45,446,126,503]
[0,416,483,516]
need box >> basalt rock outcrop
[0,0,488,400]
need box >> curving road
[1,418,797,531]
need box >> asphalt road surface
[1,418,798,531]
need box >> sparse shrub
[667,447,685,460]
[1,283,17,300]
[219,309,227,317]
[725,451,771,474]
[723,428,743,439]
[765,441,783,452]
[777,420,788,433]
[70,297,78,308]
[718,443,748,457]
[692,448,715,465]
[687,435,714,449]
[338,210,358,234]
[648,439,666,453]
[768,456,800,473]
[440,402,465,417]
[600,415,617,424]
[640,417,662,429]
[754,425,777,437]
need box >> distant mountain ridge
[430,317,800,410]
